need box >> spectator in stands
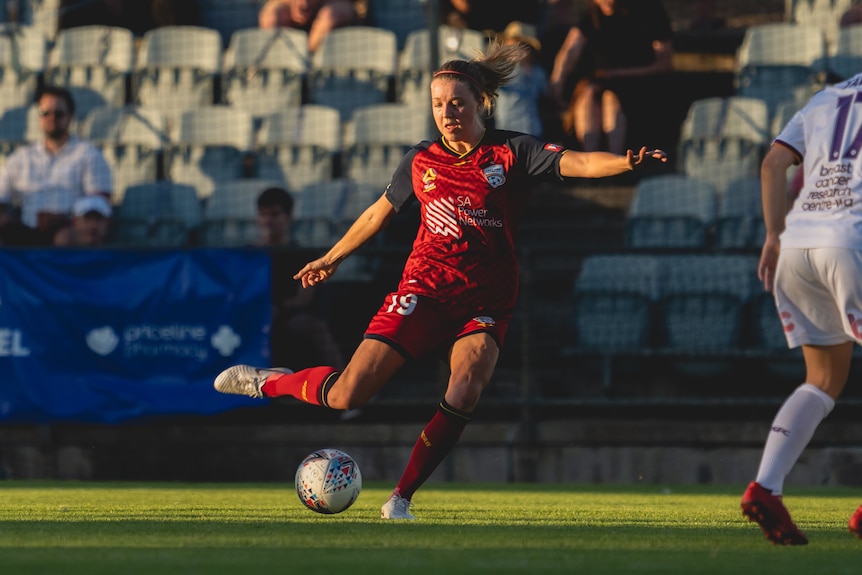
[441,0,542,35]
[53,195,113,247]
[841,3,862,27]
[256,186,345,371]
[741,71,862,545]
[493,21,549,137]
[0,86,113,245]
[258,0,361,53]
[214,40,666,520]
[548,0,673,154]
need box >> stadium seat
[571,254,663,352]
[254,104,341,193]
[292,178,354,248]
[114,181,202,247]
[735,23,827,118]
[0,26,47,118]
[714,177,764,252]
[81,106,169,204]
[659,254,758,360]
[342,103,433,187]
[20,0,58,41]
[45,26,134,121]
[222,27,309,118]
[625,175,718,250]
[134,26,223,134]
[367,0,429,50]
[201,178,283,247]
[788,0,853,55]
[567,254,664,388]
[291,178,379,281]
[677,96,770,197]
[397,25,487,106]
[0,104,45,173]
[827,24,862,80]
[308,26,398,121]
[166,106,254,200]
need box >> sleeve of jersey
[384,145,422,212]
[508,133,566,180]
[774,108,805,162]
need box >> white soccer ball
[295,448,362,514]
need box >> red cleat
[741,482,808,545]
[849,504,862,539]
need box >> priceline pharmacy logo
[85,324,242,361]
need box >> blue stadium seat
[308,26,398,121]
[254,104,342,193]
[222,27,309,118]
[166,106,254,200]
[45,26,134,121]
[625,175,718,250]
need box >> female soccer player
[741,72,862,544]
[214,40,666,520]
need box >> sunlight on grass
[0,482,860,575]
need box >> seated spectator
[548,0,673,154]
[256,186,345,370]
[841,4,862,27]
[493,21,549,137]
[441,0,542,35]
[0,86,112,245]
[258,0,361,53]
[53,195,113,247]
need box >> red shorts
[364,292,512,360]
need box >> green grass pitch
[0,482,860,574]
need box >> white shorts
[773,248,862,348]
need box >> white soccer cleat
[213,365,293,398]
[381,494,415,520]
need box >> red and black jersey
[384,129,566,313]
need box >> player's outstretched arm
[559,146,667,179]
[294,194,396,288]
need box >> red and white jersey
[776,72,862,249]
[384,129,566,312]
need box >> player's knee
[325,381,371,411]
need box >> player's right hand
[294,258,340,288]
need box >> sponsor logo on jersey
[425,197,462,238]
[482,164,506,188]
[544,143,563,152]
[472,316,496,328]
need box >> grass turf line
[0,482,860,574]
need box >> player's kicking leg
[214,366,294,398]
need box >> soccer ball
[295,448,362,514]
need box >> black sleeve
[384,144,423,212]
[506,131,566,181]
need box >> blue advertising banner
[0,249,271,423]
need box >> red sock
[260,366,339,407]
[395,402,471,501]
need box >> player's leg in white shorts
[773,247,862,348]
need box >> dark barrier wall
[0,249,271,423]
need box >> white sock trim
[797,383,836,417]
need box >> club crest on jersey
[422,167,437,192]
[482,164,506,188]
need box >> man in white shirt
[0,86,112,243]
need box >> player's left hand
[628,147,668,168]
